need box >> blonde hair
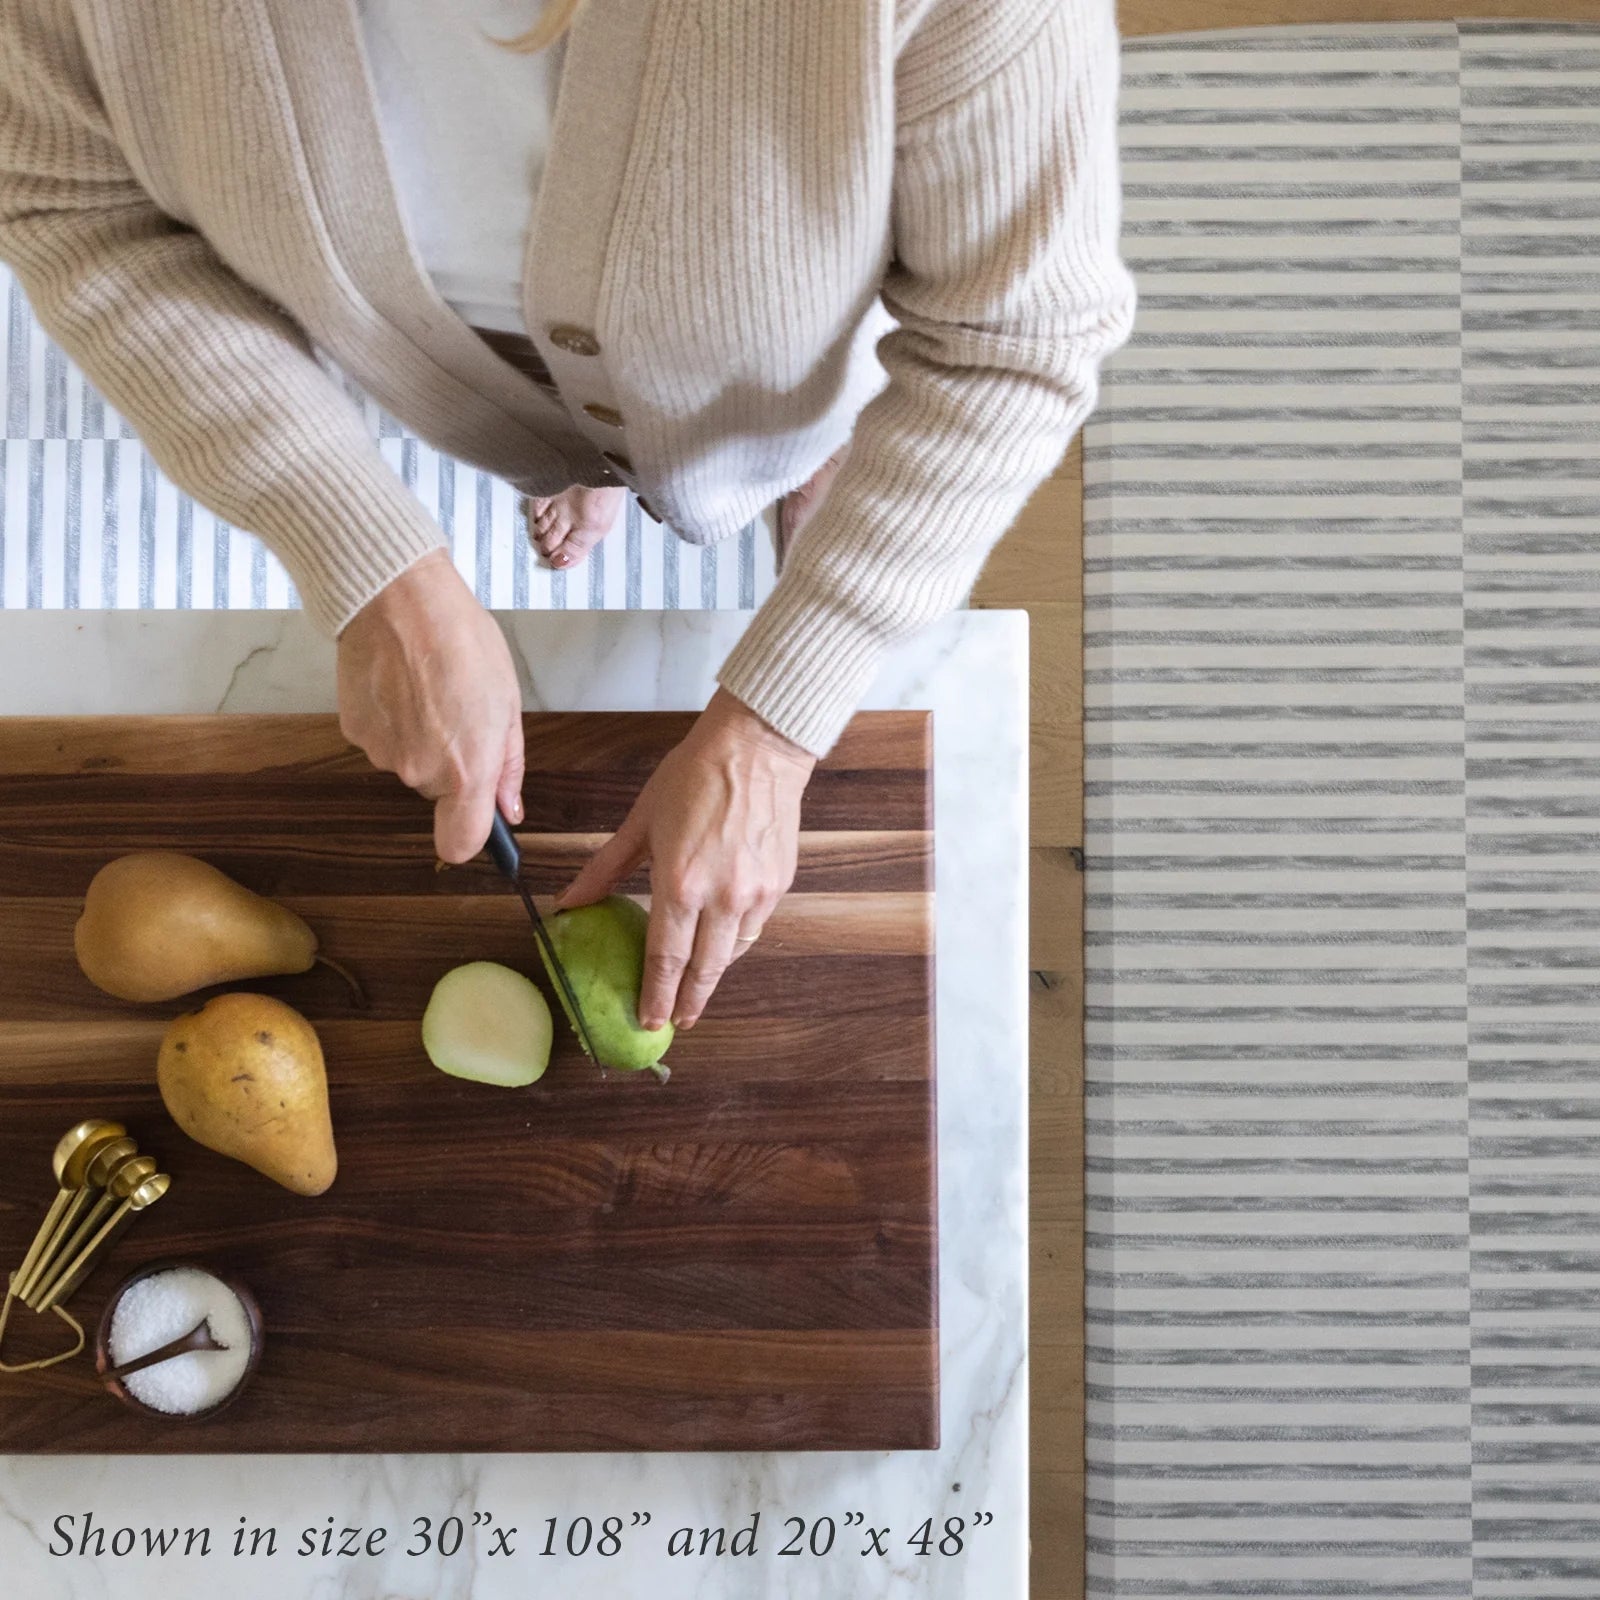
[492,0,583,54]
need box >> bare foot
[525,485,627,569]
[776,444,850,568]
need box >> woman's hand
[337,549,526,863]
[557,689,816,1029]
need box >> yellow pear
[157,993,337,1196]
[75,851,320,1002]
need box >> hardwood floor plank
[971,450,1082,607]
[972,599,1080,847]
[1031,845,1082,973]
[1030,969,1085,1600]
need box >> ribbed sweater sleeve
[716,0,1138,755]
[0,0,446,635]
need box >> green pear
[544,895,674,1073]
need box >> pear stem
[314,952,368,1009]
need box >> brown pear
[75,852,317,1002]
[157,993,337,1196]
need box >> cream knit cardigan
[0,0,1137,755]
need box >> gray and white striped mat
[0,268,775,613]
[1086,19,1600,1597]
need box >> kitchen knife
[485,809,605,1065]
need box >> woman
[0,0,1137,1031]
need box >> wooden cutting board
[0,712,935,1453]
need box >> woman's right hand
[336,548,526,863]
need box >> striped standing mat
[0,265,776,613]
[1087,21,1600,1597]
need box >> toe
[528,487,625,567]
[528,504,572,557]
[550,517,612,569]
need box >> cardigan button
[549,324,601,356]
[602,450,635,477]
[582,402,625,428]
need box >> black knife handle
[486,808,521,882]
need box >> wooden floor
[971,435,1085,1597]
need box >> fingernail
[510,795,524,824]
[642,1016,664,1031]
[551,552,570,568]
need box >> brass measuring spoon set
[0,1119,172,1373]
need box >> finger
[638,894,700,1031]
[434,772,499,866]
[497,717,526,827]
[672,907,742,1028]
[728,904,771,964]
[556,805,649,909]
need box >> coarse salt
[107,1268,253,1416]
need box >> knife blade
[485,809,605,1066]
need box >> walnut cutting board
[0,713,936,1453]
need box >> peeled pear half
[422,961,554,1087]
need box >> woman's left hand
[555,688,816,1029]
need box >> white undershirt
[358,0,563,335]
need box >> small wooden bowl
[94,1258,263,1423]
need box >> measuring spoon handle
[103,1323,216,1385]
[31,1204,136,1314]
[10,1190,72,1296]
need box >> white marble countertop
[0,609,1028,1600]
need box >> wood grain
[0,831,933,898]
[974,429,1088,1591]
[972,439,1084,851]
[0,712,933,774]
[972,437,1081,610]
[1031,971,1085,1597]
[1031,846,1083,973]
[0,712,937,1454]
